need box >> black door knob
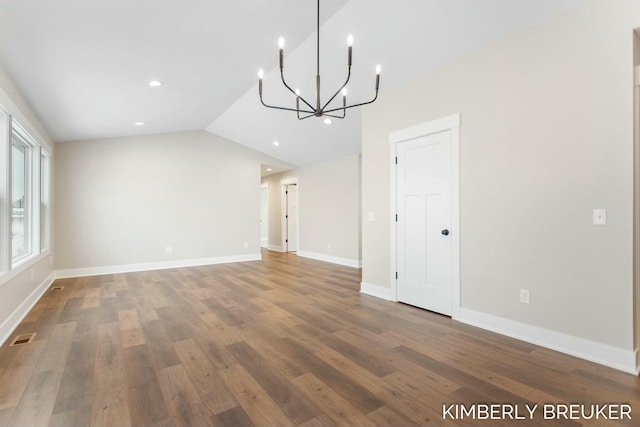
[441,229,450,236]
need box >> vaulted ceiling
[0,0,583,166]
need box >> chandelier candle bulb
[278,37,285,69]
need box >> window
[0,109,50,281]
[11,132,30,262]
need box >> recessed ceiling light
[135,121,145,126]
[148,80,163,87]
[324,118,332,125]
[266,168,273,171]
[273,141,280,146]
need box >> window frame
[0,109,51,285]
[10,130,33,264]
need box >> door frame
[280,177,299,253]
[389,113,461,319]
[260,183,269,248]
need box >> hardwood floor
[0,249,637,427]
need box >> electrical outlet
[328,242,332,249]
[244,242,249,248]
[519,289,530,304]
[165,246,173,254]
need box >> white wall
[55,131,286,274]
[0,65,55,345]
[362,0,638,371]
[262,154,362,267]
[297,155,361,266]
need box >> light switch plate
[367,211,376,221]
[593,209,606,225]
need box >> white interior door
[397,130,452,315]
[285,184,298,252]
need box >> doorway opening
[260,183,269,248]
[281,178,299,253]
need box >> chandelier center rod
[317,0,320,78]
[315,0,321,114]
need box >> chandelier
[257,0,380,121]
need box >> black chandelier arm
[321,66,351,112]
[259,92,315,115]
[279,70,316,112]
[323,89,379,115]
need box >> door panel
[397,130,452,315]
[404,195,426,284]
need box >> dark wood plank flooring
[0,249,637,426]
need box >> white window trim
[0,108,9,275]
[0,110,51,285]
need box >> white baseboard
[0,272,55,346]
[55,253,262,279]
[360,281,396,301]
[297,250,362,268]
[457,307,639,375]
[267,245,283,252]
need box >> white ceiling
[0,0,583,167]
